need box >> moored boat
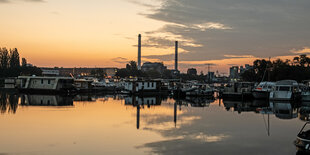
[252,82,275,99]
[295,122,310,152]
[221,82,255,100]
[269,80,301,101]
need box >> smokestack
[175,41,178,71]
[138,34,142,70]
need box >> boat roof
[18,76,73,80]
[258,82,276,85]
[275,80,298,86]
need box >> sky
[1,0,310,74]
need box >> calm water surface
[0,92,308,155]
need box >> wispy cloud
[0,0,45,3]
[24,0,45,2]
[224,55,255,58]
[0,0,10,3]
[290,47,310,54]
[112,57,129,64]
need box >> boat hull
[222,92,253,100]
[302,92,310,101]
[252,91,270,99]
[295,137,310,153]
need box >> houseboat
[17,76,75,94]
[173,82,214,98]
[92,79,117,91]
[221,82,255,100]
[123,80,168,95]
[252,82,276,99]
[269,80,301,101]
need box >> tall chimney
[175,41,178,71]
[138,34,142,70]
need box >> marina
[1,0,310,154]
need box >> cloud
[127,0,161,9]
[224,55,255,58]
[0,0,45,3]
[112,57,129,64]
[132,0,310,65]
[290,47,310,54]
[24,0,45,2]
[0,0,10,3]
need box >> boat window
[41,79,44,84]
[48,80,51,84]
[279,86,290,91]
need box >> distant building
[42,69,60,76]
[229,66,239,79]
[187,68,197,76]
[229,64,253,80]
[207,72,215,82]
[141,62,167,73]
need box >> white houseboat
[17,76,75,94]
[269,80,301,101]
[123,80,168,95]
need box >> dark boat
[295,122,310,152]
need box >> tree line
[0,47,42,78]
[241,54,310,82]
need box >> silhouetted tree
[9,48,20,68]
[241,56,310,82]
[0,48,9,69]
[21,58,27,67]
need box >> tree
[115,68,129,78]
[145,70,161,79]
[9,48,20,68]
[0,48,9,69]
[21,58,27,67]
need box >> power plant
[138,34,142,70]
[137,34,179,72]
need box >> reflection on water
[20,95,74,106]
[0,91,18,114]
[0,91,309,154]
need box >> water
[0,91,308,155]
